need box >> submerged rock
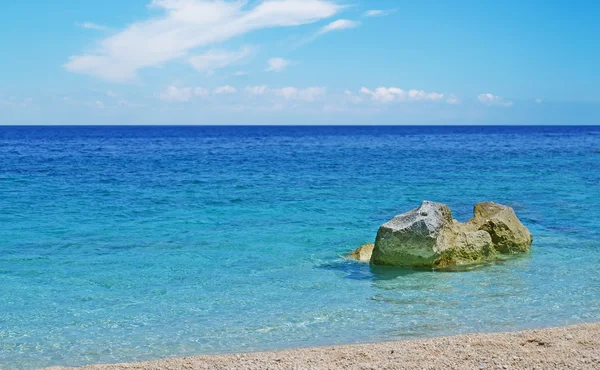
[367,201,532,268]
[347,244,374,262]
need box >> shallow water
[1,126,599,369]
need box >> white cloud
[266,57,291,72]
[360,87,446,103]
[535,98,544,104]
[65,0,340,81]
[233,71,248,76]
[360,87,396,102]
[273,86,325,101]
[160,86,193,102]
[214,85,237,94]
[160,85,237,100]
[318,19,360,35]
[274,87,298,100]
[195,87,210,97]
[446,94,460,104]
[408,89,444,101]
[79,22,108,31]
[188,46,253,74]
[154,84,453,109]
[344,90,363,104]
[298,87,326,101]
[245,85,269,95]
[363,9,397,17]
[478,93,513,107]
[95,100,105,108]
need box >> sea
[1,125,599,369]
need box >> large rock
[468,202,533,254]
[370,201,454,267]
[368,201,532,268]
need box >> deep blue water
[1,126,600,369]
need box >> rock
[436,229,497,268]
[370,201,454,267]
[469,202,533,254]
[348,244,374,262]
[369,201,532,268]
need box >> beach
[50,323,600,369]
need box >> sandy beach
[50,323,600,370]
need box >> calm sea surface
[1,126,600,369]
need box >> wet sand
[50,323,600,370]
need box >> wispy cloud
[118,100,145,108]
[363,9,397,17]
[61,95,143,109]
[266,57,291,72]
[317,19,361,35]
[188,46,253,75]
[0,96,33,107]
[298,19,360,46]
[65,0,340,82]
[79,22,108,31]
[478,93,513,107]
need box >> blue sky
[1,0,599,125]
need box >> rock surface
[368,201,532,268]
[347,244,374,262]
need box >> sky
[1,0,599,125]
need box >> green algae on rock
[350,201,532,268]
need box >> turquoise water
[1,126,600,369]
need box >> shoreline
[49,323,600,369]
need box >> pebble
[57,324,600,370]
